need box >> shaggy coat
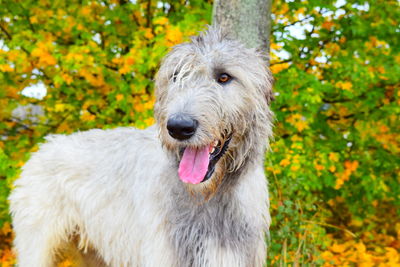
[9,28,274,267]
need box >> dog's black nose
[167,114,198,140]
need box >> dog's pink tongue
[178,146,210,184]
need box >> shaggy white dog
[9,27,274,267]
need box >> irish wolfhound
[9,27,274,267]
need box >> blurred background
[0,0,399,266]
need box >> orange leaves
[321,20,335,31]
[80,110,96,122]
[270,42,282,50]
[315,164,324,171]
[0,64,13,72]
[166,26,183,46]
[280,158,291,167]
[118,64,131,75]
[144,28,155,39]
[30,16,39,24]
[80,6,91,16]
[356,120,400,153]
[79,69,105,87]
[344,160,359,172]
[0,248,15,267]
[56,122,72,133]
[57,260,75,267]
[113,53,136,75]
[270,62,290,74]
[144,117,155,126]
[116,94,124,101]
[330,242,347,254]
[336,81,353,91]
[31,41,57,67]
[335,160,359,189]
[273,3,289,15]
[324,42,340,55]
[286,113,309,132]
[0,223,15,267]
[38,53,57,66]
[365,36,388,51]
[65,52,85,63]
[322,237,400,267]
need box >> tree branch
[0,23,12,40]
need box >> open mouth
[178,134,232,184]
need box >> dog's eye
[217,73,231,84]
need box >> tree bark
[212,0,272,55]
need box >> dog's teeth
[211,147,215,154]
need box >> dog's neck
[164,136,268,267]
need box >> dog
[9,27,274,267]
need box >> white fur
[10,126,269,266]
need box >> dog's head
[154,27,274,193]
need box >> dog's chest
[168,194,256,267]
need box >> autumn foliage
[0,0,399,266]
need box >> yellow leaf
[1,222,12,235]
[154,17,168,25]
[116,94,124,101]
[329,152,339,162]
[144,117,155,126]
[334,178,344,189]
[329,165,336,173]
[30,16,38,23]
[330,243,347,253]
[55,103,66,112]
[270,42,282,50]
[0,64,13,72]
[294,120,308,132]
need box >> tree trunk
[212,0,272,55]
